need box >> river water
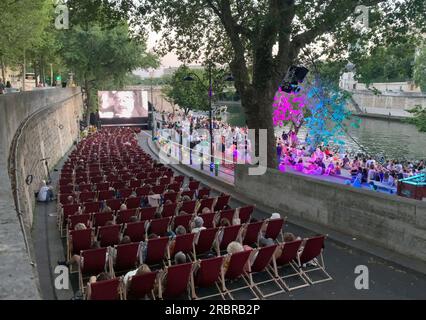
[227,113,426,162]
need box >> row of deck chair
[79,235,331,300]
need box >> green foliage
[406,105,426,132]
[414,46,426,93]
[162,65,229,114]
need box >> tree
[57,0,426,168]
[406,105,426,132]
[59,23,158,122]
[162,65,228,115]
[414,45,426,93]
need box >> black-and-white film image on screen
[98,90,148,119]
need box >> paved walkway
[140,131,426,300]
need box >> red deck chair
[152,185,166,195]
[123,221,146,242]
[297,235,332,284]
[218,209,235,225]
[160,176,172,186]
[218,225,242,253]
[78,184,92,192]
[116,209,138,224]
[188,181,200,191]
[158,262,193,300]
[197,198,214,213]
[191,256,225,300]
[95,182,110,192]
[197,188,210,199]
[112,181,126,190]
[221,250,256,299]
[214,195,231,211]
[125,271,158,300]
[118,188,133,198]
[163,192,178,203]
[136,172,148,180]
[173,175,185,184]
[167,183,181,193]
[145,178,157,185]
[68,214,92,231]
[83,201,102,214]
[59,178,73,186]
[180,190,195,200]
[60,185,74,194]
[106,198,123,211]
[194,227,219,258]
[139,207,157,221]
[78,247,108,293]
[180,200,197,214]
[136,186,151,196]
[111,242,140,276]
[144,237,169,267]
[126,197,143,209]
[68,228,94,260]
[242,221,264,246]
[59,193,76,206]
[129,179,143,189]
[148,217,171,236]
[60,204,81,234]
[168,233,196,262]
[198,212,216,229]
[271,239,309,291]
[93,212,114,228]
[88,278,122,300]
[161,203,177,218]
[264,218,285,241]
[172,214,193,231]
[90,176,103,184]
[98,190,115,201]
[238,206,255,224]
[97,224,122,247]
[244,245,282,298]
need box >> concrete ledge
[145,134,426,275]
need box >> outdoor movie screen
[98,90,149,119]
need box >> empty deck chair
[297,235,332,284]
[97,224,122,247]
[163,192,178,203]
[161,203,177,218]
[125,271,158,300]
[271,239,309,291]
[87,278,122,300]
[126,197,143,209]
[238,205,255,224]
[188,180,200,191]
[83,201,102,214]
[191,256,225,300]
[123,221,146,242]
[158,262,193,300]
[214,195,231,211]
[111,242,140,276]
[218,225,242,253]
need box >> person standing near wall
[0,78,5,94]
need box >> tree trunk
[1,56,6,82]
[22,50,26,92]
[242,87,277,169]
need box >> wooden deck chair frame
[296,237,333,285]
[190,258,226,300]
[268,242,310,292]
[86,277,124,300]
[219,251,259,300]
[157,263,194,300]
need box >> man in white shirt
[37,180,54,202]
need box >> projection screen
[98,90,148,119]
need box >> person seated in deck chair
[173,251,187,265]
[191,217,206,234]
[123,264,152,289]
[86,272,112,300]
[168,225,187,254]
[37,180,54,202]
[222,241,245,273]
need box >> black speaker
[280,66,309,93]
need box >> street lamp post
[184,65,234,174]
